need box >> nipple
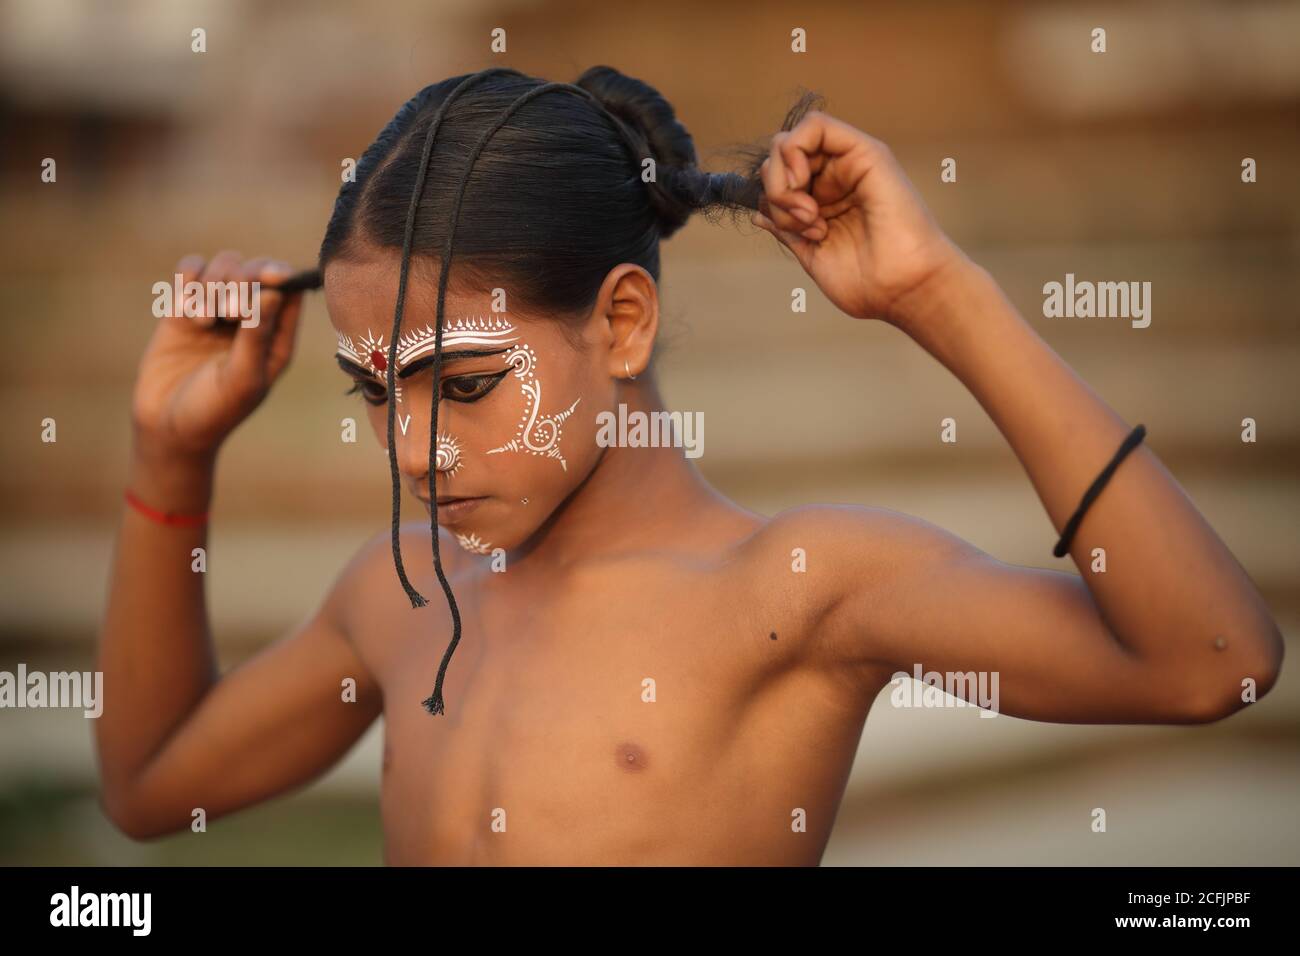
[615,741,648,772]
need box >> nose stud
[435,432,463,476]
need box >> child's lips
[430,496,487,521]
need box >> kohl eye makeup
[344,378,388,405]
[442,369,511,403]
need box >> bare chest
[359,561,866,865]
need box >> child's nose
[391,414,433,479]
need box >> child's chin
[449,528,497,555]
[454,514,549,556]
[448,521,520,556]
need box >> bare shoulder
[322,521,474,634]
[731,503,991,673]
[740,502,983,576]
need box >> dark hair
[317,66,823,717]
[320,65,822,321]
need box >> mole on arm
[615,741,649,772]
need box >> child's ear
[596,264,658,379]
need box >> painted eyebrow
[336,355,377,379]
[398,348,512,379]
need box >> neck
[512,375,722,566]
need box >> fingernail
[792,206,816,224]
[787,170,797,189]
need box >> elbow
[1255,623,1286,699]
[1175,626,1285,724]
[1178,689,1246,725]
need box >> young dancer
[96,66,1283,865]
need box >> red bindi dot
[370,350,388,372]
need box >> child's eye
[442,370,510,403]
[344,379,388,405]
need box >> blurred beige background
[1,0,1297,865]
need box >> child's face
[324,251,611,555]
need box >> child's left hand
[750,111,966,324]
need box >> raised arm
[749,114,1283,723]
[95,251,382,839]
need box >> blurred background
[1,0,1297,865]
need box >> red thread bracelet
[124,488,209,527]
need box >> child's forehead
[328,307,556,348]
[323,260,554,340]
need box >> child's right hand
[132,252,305,459]
[749,112,964,327]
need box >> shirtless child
[95,67,1283,866]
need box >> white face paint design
[336,329,388,374]
[341,318,572,554]
[486,342,582,472]
[435,431,464,476]
[339,318,519,403]
[455,532,493,554]
[395,316,519,364]
[336,329,403,402]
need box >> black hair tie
[1053,424,1146,558]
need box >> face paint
[342,316,577,570]
[435,431,464,476]
[455,532,493,554]
[337,328,404,402]
[486,343,582,472]
[395,316,519,365]
[337,329,389,376]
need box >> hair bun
[575,65,701,238]
[575,65,697,169]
